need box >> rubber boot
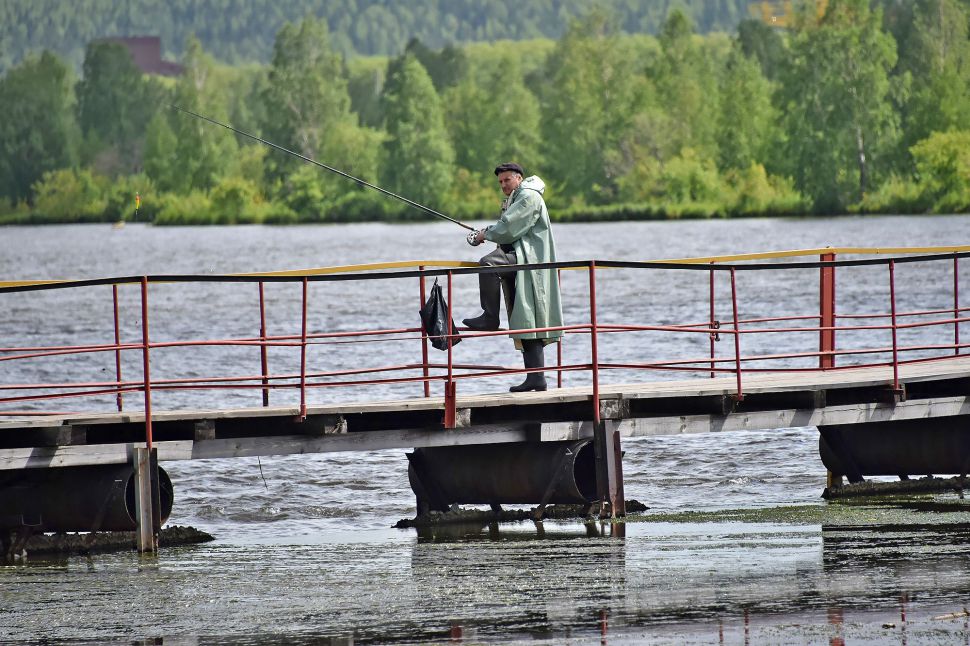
[510,340,547,392]
[462,269,502,331]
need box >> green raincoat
[483,175,564,345]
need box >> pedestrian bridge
[3,246,970,549]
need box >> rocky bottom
[394,499,649,528]
[823,475,970,499]
[15,525,215,557]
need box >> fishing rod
[170,104,475,231]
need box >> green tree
[540,12,647,203]
[380,53,454,210]
[777,0,898,211]
[260,17,380,215]
[444,55,541,177]
[736,18,786,81]
[0,51,78,204]
[402,38,468,92]
[650,10,721,163]
[896,0,970,155]
[716,46,778,171]
[911,130,970,212]
[75,40,161,175]
[149,37,237,193]
[143,112,180,192]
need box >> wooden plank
[617,396,970,437]
[0,424,533,470]
[188,424,531,459]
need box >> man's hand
[466,229,486,246]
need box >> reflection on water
[3,517,970,644]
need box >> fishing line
[257,456,268,490]
[171,105,475,231]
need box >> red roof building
[105,36,183,77]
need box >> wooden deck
[3,355,970,470]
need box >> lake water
[3,216,970,644]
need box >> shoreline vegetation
[3,2,970,226]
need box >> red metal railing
[2,247,970,440]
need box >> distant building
[104,36,182,77]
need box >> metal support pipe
[730,268,743,401]
[258,282,270,407]
[819,251,836,369]
[299,277,308,419]
[444,271,457,428]
[419,267,430,398]
[709,264,716,379]
[112,284,123,412]
[954,255,961,356]
[557,268,564,388]
[589,261,600,423]
[889,260,900,391]
[557,340,563,389]
[139,277,153,448]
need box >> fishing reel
[466,229,485,246]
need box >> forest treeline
[1,0,756,73]
[2,0,970,226]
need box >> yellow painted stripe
[0,279,71,288]
[650,245,970,265]
[231,259,477,278]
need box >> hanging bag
[420,279,461,351]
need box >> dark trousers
[479,246,516,324]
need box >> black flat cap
[494,162,525,176]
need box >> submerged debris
[21,525,214,556]
[823,475,970,499]
[394,499,648,529]
[934,609,970,621]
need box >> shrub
[853,174,930,214]
[30,168,107,222]
[153,191,213,225]
[912,130,970,214]
[210,176,259,224]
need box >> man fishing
[171,109,563,392]
[464,162,563,392]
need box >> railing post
[557,340,563,389]
[730,268,743,401]
[557,268,563,388]
[299,277,308,420]
[709,263,716,379]
[419,267,431,398]
[954,255,960,356]
[112,284,123,411]
[889,260,900,393]
[259,281,270,407]
[589,261,600,423]
[140,276,152,448]
[136,276,157,553]
[443,271,457,428]
[819,251,836,369]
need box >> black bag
[420,279,461,351]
